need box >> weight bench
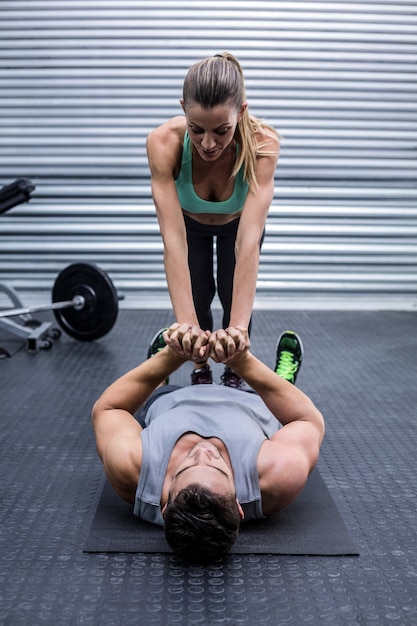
[0,178,49,355]
[0,179,120,356]
[0,178,35,313]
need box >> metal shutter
[1,1,416,309]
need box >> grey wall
[1,1,416,308]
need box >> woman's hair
[182,52,279,189]
[164,484,242,564]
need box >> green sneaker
[275,331,303,384]
[147,328,168,359]
[147,328,169,383]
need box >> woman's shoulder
[147,116,187,148]
[256,123,280,149]
[146,117,187,175]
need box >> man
[92,324,325,563]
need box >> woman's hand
[163,323,211,361]
[208,326,250,363]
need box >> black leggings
[184,214,264,332]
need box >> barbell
[0,263,120,342]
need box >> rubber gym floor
[1,308,416,626]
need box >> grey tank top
[134,385,280,525]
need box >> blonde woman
[147,53,280,387]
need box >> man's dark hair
[164,484,241,564]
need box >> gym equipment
[0,263,120,353]
[0,178,37,316]
[0,177,35,214]
[0,180,121,354]
[52,263,119,341]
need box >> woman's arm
[146,121,200,327]
[229,133,279,329]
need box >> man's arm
[211,334,325,514]
[228,349,323,431]
[91,346,187,502]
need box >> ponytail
[183,52,279,190]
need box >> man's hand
[209,326,250,363]
[163,323,211,361]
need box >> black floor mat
[84,469,359,555]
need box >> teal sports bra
[175,131,249,214]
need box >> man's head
[163,485,242,564]
[162,440,244,563]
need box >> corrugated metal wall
[1,0,416,309]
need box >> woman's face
[181,100,247,162]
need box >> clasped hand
[162,323,250,364]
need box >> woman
[146,52,280,387]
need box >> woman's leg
[217,222,265,332]
[216,218,239,329]
[185,215,215,331]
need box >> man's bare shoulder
[102,431,142,504]
[257,424,320,515]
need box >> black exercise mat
[84,469,359,556]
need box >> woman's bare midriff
[182,209,241,226]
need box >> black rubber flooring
[1,309,416,625]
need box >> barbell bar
[0,263,120,342]
[0,296,84,319]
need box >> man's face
[169,441,236,501]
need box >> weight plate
[51,263,119,341]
